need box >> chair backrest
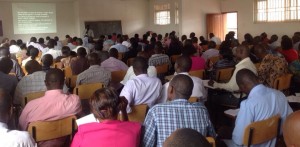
[127,104,148,123]
[155,64,169,75]
[272,74,293,91]
[118,53,124,60]
[63,66,73,78]
[206,137,216,147]
[111,70,127,84]
[127,58,135,66]
[170,55,181,63]
[208,56,220,64]
[73,83,104,99]
[188,97,199,103]
[189,70,205,79]
[242,115,281,146]
[27,115,77,142]
[24,91,46,105]
[54,62,63,69]
[216,67,235,82]
[66,75,78,89]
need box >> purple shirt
[101,57,128,72]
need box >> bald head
[175,55,192,73]
[25,60,42,74]
[45,68,65,90]
[236,69,259,94]
[168,74,194,100]
[0,89,12,123]
[235,45,250,61]
[163,128,211,147]
[283,111,300,147]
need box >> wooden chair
[127,104,148,123]
[24,91,46,105]
[73,83,104,99]
[63,66,73,78]
[188,97,199,103]
[170,55,181,63]
[272,74,293,91]
[118,53,124,60]
[127,58,135,66]
[206,137,216,147]
[17,57,23,65]
[54,62,63,69]
[189,69,205,79]
[27,115,77,143]
[242,115,281,147]
[66,75,78,89]
[208,56,220,64]
[216,67,235,83]
[111,70,127,84]
[155,64,169,75]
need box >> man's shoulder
[4,130,35,146]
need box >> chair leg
[248,128,254,147]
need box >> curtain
[206,13,227,41]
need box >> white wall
[221,0,300,41]
[76,0,148,37]
[181,0,221,38]
[0,1,76,42]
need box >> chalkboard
[0,21,3,36]
[84,21,122,38]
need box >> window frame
[154,3,171,25]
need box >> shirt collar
[172,99,188,102]
[236,57,251,66]
[89,65,100,69]
[44,89,64,97]
[136,74,148,77]
[248,84,264,99]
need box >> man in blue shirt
[226,69,293,147]
[143,74,215,147]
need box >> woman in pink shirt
[182,40,206,71]
[71,88,141,147]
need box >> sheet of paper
[76,114,98,126]
[202,80,216,89]
[287,95,300,103]
[224,109,240,117]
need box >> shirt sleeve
[142,110,157,147]
[19,105,31,130]
[148,66,157,78]
[214,68,239,92]
[120,81,134,113]
[232,101,254,145]
[71,132,81,147]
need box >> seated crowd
[0,30,300,147]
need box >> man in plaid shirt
[142,74,216,147]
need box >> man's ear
[167,85,175,101]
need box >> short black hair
[132,57,148,73]
[175,55,192,72]
[169,74,194,99]
[0,57,13,74]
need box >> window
[175,2,179,24]
[254,0,300,22]
[154,4,170,25]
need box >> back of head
[30,37,37,43]
[235,45,250,60]
[154,41,163,54]
[219,48,233,60]
[270,35,278,42]
[77,47,87,57]
[47,39,55,48]
[236,69,259,94]
[132,57,148,74]
[45,68,65,90]
[42,54,53,68]
[61,46,71,56]
[175,55,192,73]
[182,44,196,56]
[76,38,83,45]
[38,38,44,44]
[88,53,100,65]
[10,40,17,45]
[209,33,214,38]
[25,60,42,74]
[283,111,300,147]
[54,36,59,42]
[281,37,293,50]
[0,47,10,58]
[169,74,194,100]
[0,57,13,74]
[189,32,195,38]
[109,48,118,58]
[208,41,216,49]
[17,39,23,46]
[30,47,39,60]
[0,89,12,122]
[89,88,120,120]
[99,51,109,63]
[163,128,211,147]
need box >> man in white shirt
[209,45,257,105]
[160,56,207,103]
[122,35,131,48]
[268,34,281,51]
[201,41,219,62]
[209,33,221,45]
[0,88,36,147]
[110,38,128,53]
[54,36,62,50]
[83,25,94,38]
[120,57,162,113]
[73,38,90,55]
[42,39,62,60]
[9,40,21,54]
[27,37,45,53]
[103,35,115,51]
